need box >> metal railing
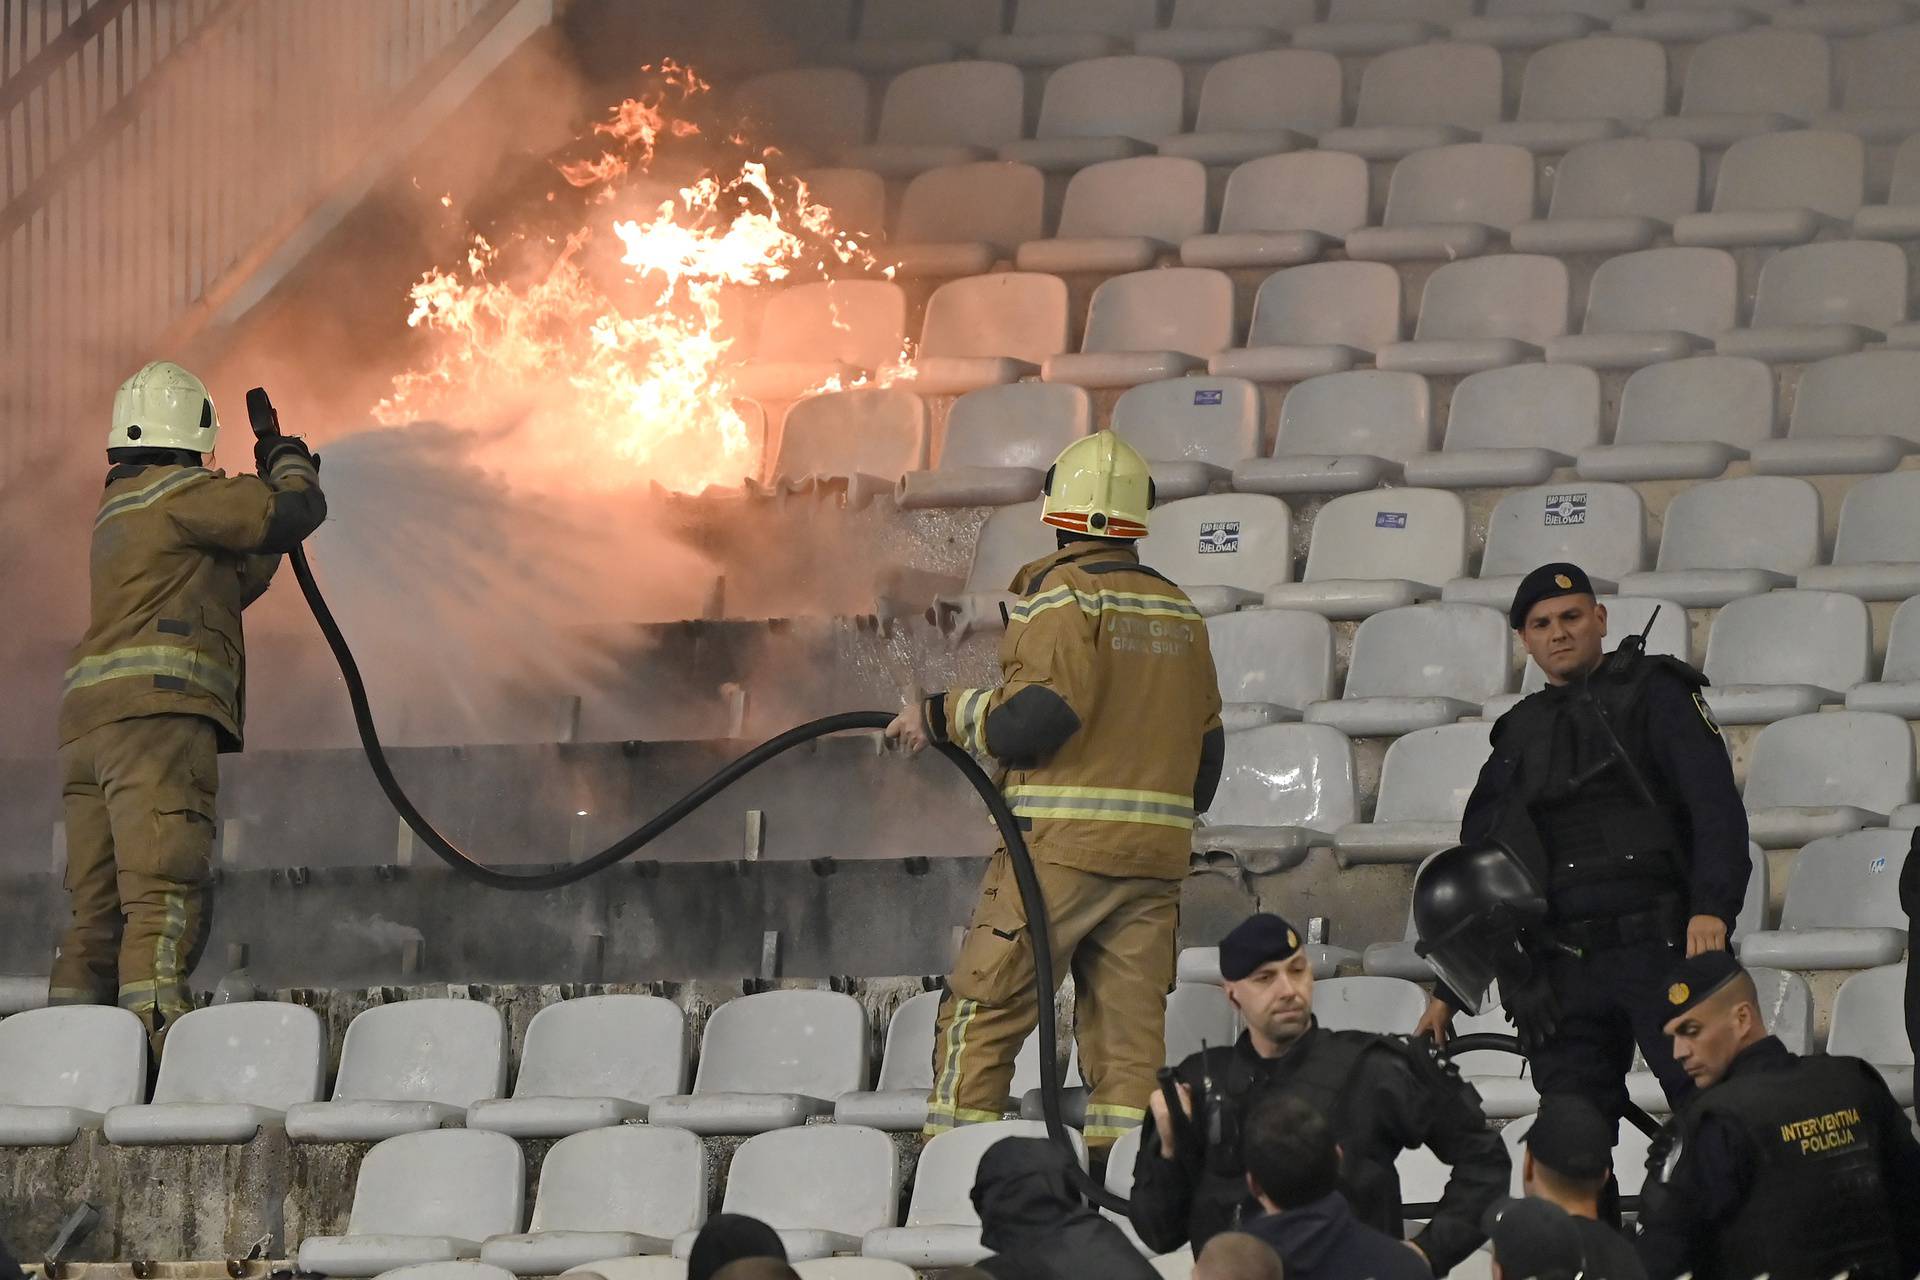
[0,0,535,488]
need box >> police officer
[52,361,325,1053]
[1636,952,1920,1280]
[1413,563,1751,1127]
[887,430,1224,1151]
[1129,914,1509,1274]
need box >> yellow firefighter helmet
[109,361,219,454]
[1042,430,1154,539]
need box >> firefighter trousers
[927,849,1179,1149]
[50,713,217,1055]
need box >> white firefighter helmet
[109,361,219,453]
[1041,430,1154,539]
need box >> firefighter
[52,361,326,1053]
[887,430,1224,1150]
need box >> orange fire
[374,62,903,493]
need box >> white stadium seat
[104,1002,323,1144]
[1827,965,1914,1105]
[1847,596,1920,716]
[1509,138,1702,255]
[831,0,1006,72]
[734,69,871,156]
[1376,255,1571,376]
[1298,0,1478,57]
[1164,983,1240,1065]
[1304,603,1513,737]
[0,1006,146,1145]
[1264,488,1470,619]
[1335,723,1497,864]
[1110,376,1262,501]
[1139,493,1294,615]
[834,991,938,1131]
[1405,363,1604,489]
[559,1260,683,1280]
[297,1130,524,1276]
[890,162,1046,279]
[794,1262,918,1280]
[1182,152,1372,273]
[1480,595,1690,720]
[372,1263,515,1280]
[1701,590,1872,724]
[899,382,1089,511]
[1138,0,1322,61]
[465,995,686,1139]
[1209,260,1401,382]
[999,57,1183,172]
[910,272,1071,396]
[1459,0,1635,50]
[1748,350,1920,477]
[797,169,885,234]
[1312,977,1428,1034]
[286,999,506,1143]
[1715,241,1908,364]
[1742,712,1913,847]
[862,1121,1085,1267]
[1673,130,1866,248]
[1645,30,1832,149]
[978,0,1160,67]
[1738,831,1910,968]
[1363,911,1437,983]
[1818,22,1920,141]
[1180,942,1351,985]
[1206,608,1337,730]
[930,499,1057,639]
[648,989,868,1134]
[738,281,907,400]
[1016,156,1208,274]
[1441,482,1645,610]
[1345,144,1538,263]
[1615,475,1822,608]
[481,1127,707,1274]
[772,388,927,503]
[841,63,1026,178]
[1320,43,1505,161]
[1157,49,1342,166]
[1482,36,1667,151]
[1234,369,1432,497]
[1198,724,1359,868]
[1853,135,1920,241]
[1043,268,1237,389]
[668,1125,897,1262]
[1576,356,1775,483]
[1542,247,1736,370]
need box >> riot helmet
[1413,841,1548,1014]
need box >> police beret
[1508,562,1595,630]
[1660,950,1746,1020]
[1218,912,1303,981]
[1483,1197,1586,1280]
[1525,1093,1615,1179]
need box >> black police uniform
[1128,1023,1510,1272]
[1903,827,1920,1061]
[1636,1035,1920,1280]
[1455,565,1750,1121]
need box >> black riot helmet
[1413,841,1549,1014]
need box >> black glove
[1502,969,1562,1054]
[256,433,319,476]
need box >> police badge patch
[1692,691,1721,735]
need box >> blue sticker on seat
[1375,512,1407,529]
[1544,492,1587,526]
[1193,389,1224,406]
[1198,521,1240,553]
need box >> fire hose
[248,387,1650,1225]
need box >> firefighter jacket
[927,540,1225,881]
[59,453,327,752]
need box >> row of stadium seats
[744,29,1920,174]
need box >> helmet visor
[1416,929,1498,1016]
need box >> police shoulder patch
[1692,691,1721,736]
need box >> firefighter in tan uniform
[52,361,326,1052]
[888,431,1225,1150]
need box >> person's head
[971,1137,1084,1256]
[1509,563,1607,685]
[1218,913,1314,1054]
[710,1263,801,1280]
[687,1213,788,1280]
[1242,1092,1340,1213]
[1484,1197,1587,1280]
[1194,1231,1286,1280]
[1041,430,1153,545]
[1662,951,1766,1089]
[1520,1094,1613,1218]
[108,360,218,466]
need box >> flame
[374,62,906,494]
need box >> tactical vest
[1660,1054,1902,1280]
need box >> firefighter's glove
[257,434,320,476]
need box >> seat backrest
[1331,0,1474,20]
[346,1129,525,1238]
[1749,240,1907,330]
[1412,255,1570,343]
[1302,489,1469,586]
[1206,609,1336,710]
[333,999,506,1106]
[1194,49,1344,133]
[1141,493,1293,593]
[1748,966,1812,1054]
[861,0,1004,41]
[530,1125,708,1236]
[942,383,1091,472]
[151,1002,325,1108]
[1081,268,1237,358]
[1703,590,1871,691]
[1890,135,1920,209]
[878,62,1026,148]
[1581,248,1738,339]
[513,994,688,1104]
[1374,722,1496,823]
[1790,350,1920,446]
[874,991,941,1091]
[755,281,907,367]
[1246,260,1401,350]
[0,1006,146,1110]
[1710,131,1864,220]
[1056,156,1208,243]
[721,1124,899,1235]
[1205,723,1358,830]
[1013,0,1158,35]
[1010,1029,1083,1095]
[905,1121,1083,1225]
[921,273,1071,365]
[1171,0,1322,30]
[1614,357,1775,448]
[1164,984,1240,1067]
[1110,376,1261,467]
[897,162,1046,253]
[1218,152,1371,238]
[1546,138,1701,222]
[777,388,927,482]
[1679,30,1831,118]
[1832,471,1920,571]
[966,499,1057,593]
[1312,977,1428,1035]
[1840,22,1920,110]
[1478,482,1646,580]
[1516,596,1689,694]
[1490,0,1634,13]
[1344,603,1513,702]
[799,169,886,235]
[1354,43,1503,129]
[1274,369,1432,460]
[1827,964,1914,1065]
[692,989,869,1098]
[1035,56,1185,142]
[1445,364,1602,455]
[1653,476,1820,574]
[1776,830,1910,931]
[1745,713,1915,813]
[1517,36,1666,124]
[734,69,871,151]
[1384,143,1536,230]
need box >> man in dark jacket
[972,1136,1159,1280]
[1241,1093,1428,1280]
[1131,913,1508,1273]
